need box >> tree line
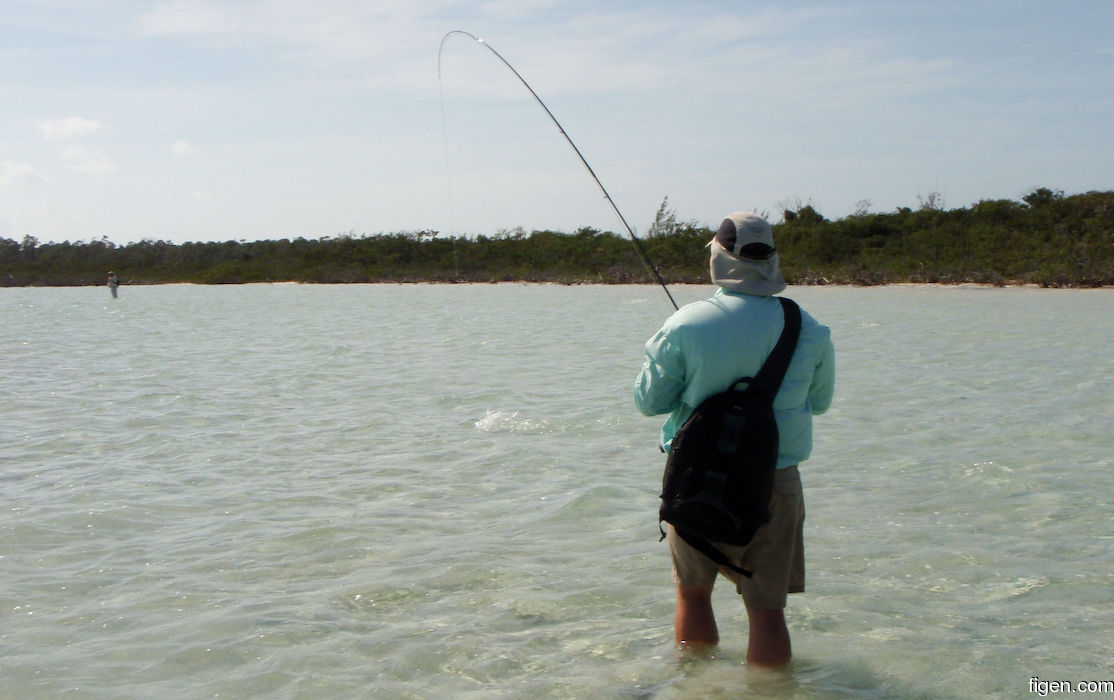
[2,188,1111,288]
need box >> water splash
[473,409,549,433]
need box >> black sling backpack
[658,296,801,578]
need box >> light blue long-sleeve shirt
[634,289,835,467]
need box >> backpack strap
[675,528,754,578]
[743,297,801,402]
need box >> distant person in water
[634,211,835,665]
[107,271,119,298]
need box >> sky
[2,0,1112,245]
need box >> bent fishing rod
[438,30,679,311]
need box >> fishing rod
[438,30,679,311]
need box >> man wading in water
[634,211,835,665]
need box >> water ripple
[2,284,1112,698]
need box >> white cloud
[39,116,103,140]
[137,1,238,36]
[134,0,463,88]
[172,140,198,156]
[0,161,50,188]
[191,189,218,200]
[61,146,118,176]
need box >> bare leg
[745,606,791,666]
[674,584,718,648]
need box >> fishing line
[438,30,679,311]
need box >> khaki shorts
[668,465,805,610]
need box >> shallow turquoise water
[2,283,1112,698]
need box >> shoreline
[3,280,1111,290]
